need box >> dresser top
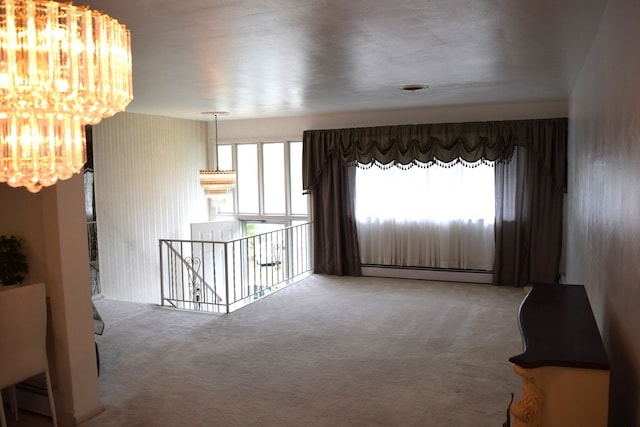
[509,283,610,370]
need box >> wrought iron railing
[159,222,313,313]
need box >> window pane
[217,145,234,213]
[262,143,285,214]
[289,142,307,215]
[355,163,495,270]
[245,222,284,236]
[217,145,232,170]
[237,144,259,213]
[355,163,495,222]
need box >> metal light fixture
[200,112,235,201]
[0,0,133,193]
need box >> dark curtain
[311,154,361,275]
[494,147,526,285]
[303,118,567,281]
[494,120,567,286]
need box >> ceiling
[73,0,607,122]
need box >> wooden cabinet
[509,284,610,426]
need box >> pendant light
[199,112,236,201]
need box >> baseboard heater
[361,264,493,284]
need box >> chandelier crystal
[0,0,133,192]
[199,169,236,200]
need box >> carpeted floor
[75,274,524,427]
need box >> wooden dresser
[509,283,610,426]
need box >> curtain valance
[302,118,567,192]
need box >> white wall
[93,112,208,303]
[212,100,568,142]
[567,0,640,423]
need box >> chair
[0,283,58,427]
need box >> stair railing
[159,221,312,313]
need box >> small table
[508,283,609,426]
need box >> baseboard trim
[361,265,493,284]
[74,404,106,425]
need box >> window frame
[215,140,308,229]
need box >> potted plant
[0,234,29,286]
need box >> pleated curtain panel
[302,118,567,287]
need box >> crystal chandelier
[0,0,133,193]
[199,169,236,200]
[200,112,236,201]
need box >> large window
[355,162,495,270]
[355,162,495,223]
[216,141,308,226]
[236,144,259,213]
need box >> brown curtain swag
[303,118,567,193]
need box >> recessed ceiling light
[400,84,428,92]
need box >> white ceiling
[74,0,607,121]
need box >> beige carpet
[80,275,524,427]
